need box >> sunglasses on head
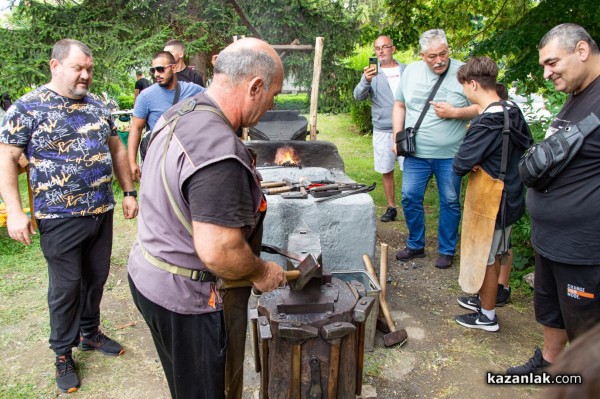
[149,64,174,74]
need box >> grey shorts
[487,225,512,265]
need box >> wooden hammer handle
[264,185,292,195]
[363,254,396,333]
[285,270,301,280]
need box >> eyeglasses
[374,45,393,52]
[149,64,174,74]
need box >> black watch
[123,190,137,198]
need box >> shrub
[117,93,134,110]
[274,93,309,113]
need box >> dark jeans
[38,211,114,356]
[129,275,226,399]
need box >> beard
[158,74,173,87]
[70,82,89,99]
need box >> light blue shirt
[395,59,470,159]
[134,81,205,131]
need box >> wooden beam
[270,44,314,51]
[309,37,324,141]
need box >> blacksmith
[127,37,286,398]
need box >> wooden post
[309,37,324,141]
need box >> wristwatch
[123,190,137,198]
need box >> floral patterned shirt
[0,86,117,219]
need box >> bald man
[128,38,285,398]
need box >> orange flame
[274,146,300,165]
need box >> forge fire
[273,145,300,166]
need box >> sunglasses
[149,64,174,74]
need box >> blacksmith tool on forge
[353,296,375,396]
[363,254,408,348]
[321,322,356,399]
[314,183,376,203]
[281,186,308,199]
[261,178,292,189]
[261,244,322,291]
[279,323,319,399]
[308,357,322,399]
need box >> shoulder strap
[172,82,181,105]
[414,59,451,133]
[157,99,232,234]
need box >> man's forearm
[109,137,135,191]
[0,144,25,214]
[392,101,406,139]
[454,104,480,120]
[193,222,269,281]
[127,121,144,165]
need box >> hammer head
[287,254,322,291]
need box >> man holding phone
[354,35,406,222]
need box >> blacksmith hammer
[285,254,322,292]
[261,179,291,189]
[261,245,322,291]
[353,296,375,396]
[279,323,319,399]
[321,322,356,399]
[363,254,408,348]
[263,179,294,195]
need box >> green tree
[0,0,173,98]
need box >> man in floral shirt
[0,39,138,393]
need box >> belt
[138,239,216,282]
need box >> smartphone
[369,57,378,73]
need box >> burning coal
[273,145,300,167]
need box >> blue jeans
[401,157,462,256]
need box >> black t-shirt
[527,75,600,265]
[135,78,151,92]
[454,103,532,228]
[177,67,204,87]
[182,158,264,255]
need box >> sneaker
[395,247,425,261]
[380,207,398,222]
[55,354,79,394]
[80,330,125,356]
[455,310,499,332]
[506,347,551,375]
[496,285,511,306]
[457,295,480,311]
[435,255,453,269]
[457,285,511,311]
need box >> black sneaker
[80,330,124,356]
[395,247,426,261]
[457,285,511,311]
[55,354,79,394]
[380,207,398,222]
[506,347,551,375]
[435,255,453,269]
[457,295,480,311]
[496,284,511,306]
[455,310,499,332]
